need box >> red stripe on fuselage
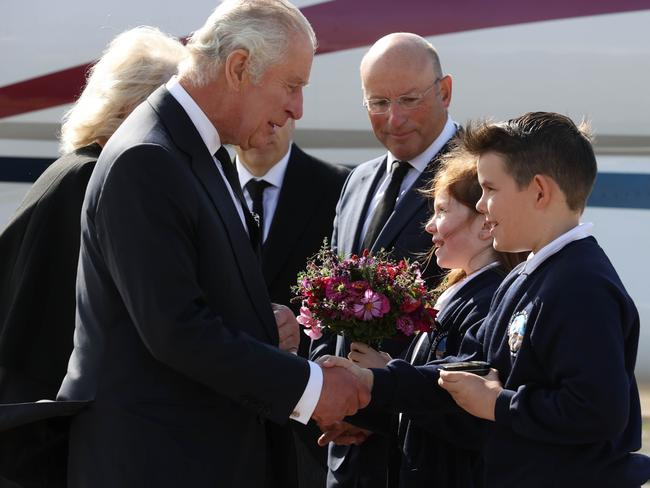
[1,1,649,119]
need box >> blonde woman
[0,26,187,403]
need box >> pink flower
[352,290,390,321]
[396,316,415,336]
[325,276,348,301]
[347,280,369,297]
[297,307,323,340]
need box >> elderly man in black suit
[236,119,349,487]
[312,33,458,488]
[54,2,369,487]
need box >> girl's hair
[423,146,527,293]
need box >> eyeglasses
[363,78,442,115]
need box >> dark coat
[0,144,100,402]
[56,87,312,488]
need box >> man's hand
[311,361,371,426]
[317,420,372,446]
[272,304,299,354]
[348,341,392,368]
[438,368,503,421]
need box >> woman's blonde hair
[423,147,527,293]
[59,26,188,154]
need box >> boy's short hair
[462,111,597,211]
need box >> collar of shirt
[386,116,457,173]
[522,222,594,275]
[236,143,292,189]
[434,261,500,313]
[166,76,221,155]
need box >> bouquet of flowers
[293,243,438,345]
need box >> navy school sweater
[371,237,650,487]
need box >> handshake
[310,355,375,445]
[274,306,374,426]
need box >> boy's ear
[531,174,553,209]
[224,49,250,90]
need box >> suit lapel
[371,140,454,252]
[343,157,386,255]
[371,166,431,252]
[149,87,277,342]
[262,144,316,285]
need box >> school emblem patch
[508,310,527,356]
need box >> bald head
[361,33,442,85]
[360,33,452,161]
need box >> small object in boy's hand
[440,361,491,376]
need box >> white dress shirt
[164,77,322,424]
[236,144,292,243]
[521,222,594,275]
[360,117,457,243]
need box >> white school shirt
[521,223,594,275]
[165,77,322,424]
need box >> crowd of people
[0,0,648,487]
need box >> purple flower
[352,290,390,321]
[396,316,415,336]
[325,276,349,301]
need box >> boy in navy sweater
[320,112,650,487]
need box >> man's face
[476,151,536,253]
[361,56,451,161]
[237,37,312,151]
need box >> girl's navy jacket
[397,265,506,488]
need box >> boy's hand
[438,368,503,421]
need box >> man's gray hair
[181,0,317,86]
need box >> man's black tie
[362,160,411,251]
[245,179,272,243]
[214,146,261,250]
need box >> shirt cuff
[290,360,323,424]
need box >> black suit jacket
[56,87,311,488]
[0,144,100,402]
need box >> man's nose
[287,89,303,120]
[386,101,407,128]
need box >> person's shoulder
[347,154,384,178]
[43,144,101,178]
[20,144,101,204]
[538,237,631,300]
[292,145,351,180]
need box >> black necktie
[362,160,411,251]
[245,179,272,243]
[214,146,260,251]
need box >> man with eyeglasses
[311,32,458,488]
